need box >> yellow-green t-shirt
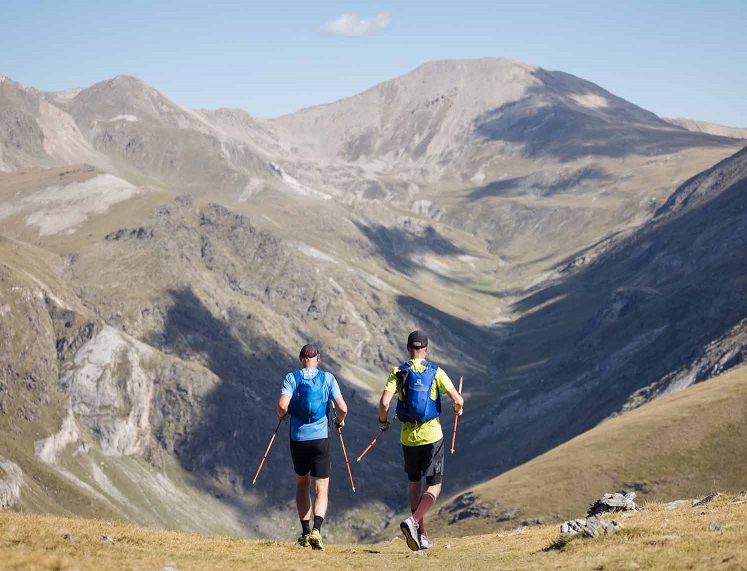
[384,358,454,447]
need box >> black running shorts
[290,437,331,478]
[402,438,444,486]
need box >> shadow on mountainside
[474,69,739,162]
[355,222,465,276]
[150,287,403,532]
[449,150,747,487]
[467,167,611,201]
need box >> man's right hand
[278,412,288,421]
[379,418,391,431]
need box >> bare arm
[333,396,348,422]
[277,394,290,418]
[379,390,394,422]
[446,386,464,413]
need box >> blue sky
[2,0,745,126]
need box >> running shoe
[400,516,421,551]
[308,528,325,550]
[297,533,310,548]
[419,531,433,550]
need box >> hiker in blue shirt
[277,343,347,550]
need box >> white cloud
[320,12,391,37]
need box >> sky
[2,0,745,126]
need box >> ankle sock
[301,519,311,536]
[313,515,324,531]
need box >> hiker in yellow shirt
[378,330,464,551]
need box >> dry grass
[2,495,747,570]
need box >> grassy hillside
[2,494,747,570]
[432,364,747,537]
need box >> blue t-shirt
[281,368,341,441]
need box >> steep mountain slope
[451,145,747,487]
[433,362,747,537]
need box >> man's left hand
[334,416,345,429]
[453,405,463,416]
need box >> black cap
[299,343,320,359]
[407,330,428,349]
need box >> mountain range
[0,58,745,540]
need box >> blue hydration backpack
[288,370,330,423]
[395,361,441,424]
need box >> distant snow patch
[109,114,139,122]
[570,93,609,109]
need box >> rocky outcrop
[59,326,156,457]
[34,403,80,464]
[0,458,23,509]
[560,514,621,537]
[587,492,638,516]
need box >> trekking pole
[330,401,356,492]
[450,376,464,454]
[356,431,383,462]
[252,418,283,484]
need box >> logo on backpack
[395,361,441,424]
[288,370,329,423]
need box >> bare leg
[313,477,329,519]
[408,481,422,511]
[296,473,311,521]
[424,483,442,501]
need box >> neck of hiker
[408,347,428,361]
